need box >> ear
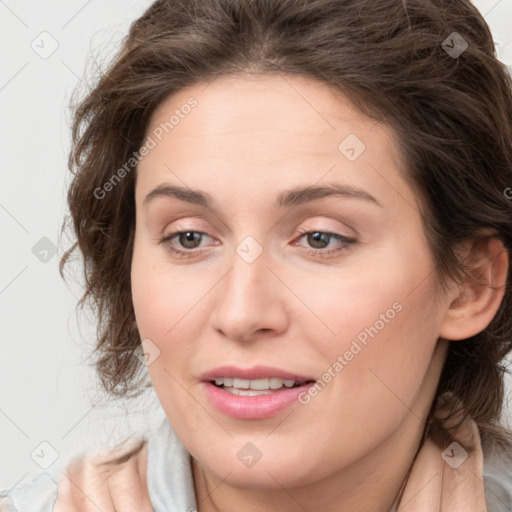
[439,235,509,341]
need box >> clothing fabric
[1,415,511,511]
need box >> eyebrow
[142,182,382,210]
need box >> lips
[200,365,315,382]
[200,365,317,419]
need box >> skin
[56,73,508,511]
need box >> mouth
[210,377,314,396]
[200,366,317,419]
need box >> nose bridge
[224,239,268,315]
[212,236,286,340]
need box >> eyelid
[295,225,354,239]
[167,220,212,236]
[296,218,355,234]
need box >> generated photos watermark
[298,301,403,404]
[93,97,198,200]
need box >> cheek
[290,239,437,359]
[130,240,216,414]
[303,244,442,435]
[131,239,207,341]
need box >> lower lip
[202,382,314,419]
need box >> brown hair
[59,0,512,452]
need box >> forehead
[135,73,411,212]
[146,73,390,152]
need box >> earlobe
[439,236,509,341]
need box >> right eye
[158,230,215,257]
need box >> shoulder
[0,473,58,512]
[0,437,148,512]
[0,418,195,512]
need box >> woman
[2,0,512,510]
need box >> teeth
[213,377,302,390]
[233,378,250,389]
[248,378,269,390]
[269,378,283,389]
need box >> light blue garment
[0,473,59,512]
[1,417,511,511]
[146,417,197,511]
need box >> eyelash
[158,227,357,259]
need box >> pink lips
[200,365,314,382]
[200,365,316,420]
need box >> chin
[205,461,307,489]
[195,445,324,489]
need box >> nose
[211,244,289,343]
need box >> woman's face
[131,74,453,489]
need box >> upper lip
[200,365,315,382]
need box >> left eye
[293,229,357,257]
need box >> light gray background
[1,0,512,491]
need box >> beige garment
[392,395,488,511]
